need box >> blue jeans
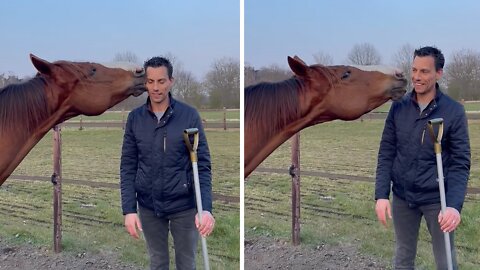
[392,194,457,270]
[138,206,198,270]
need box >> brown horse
[245,56,407,178]
[0,54,146,185]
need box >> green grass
[246,119,480,269]
[1,129,239,269]
[373,100,480,113]
[463,101,480,112]
[67,110,240,123]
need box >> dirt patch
[0,239,144,270]
[245,236,388,270]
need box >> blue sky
[245,0,480,69]
[0,0,239,79]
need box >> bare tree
[444,49,480,100]
[204,57,240,109]
[159,52,184,74]
[244,64,257,87]
[113,51,140,64]
[244,64,292,87]
[392,43,414,90]
[347,43,382,65]
[0,73,22,88]
[171,69,206,108]
[256,64,292,83]
[313,51,334,66]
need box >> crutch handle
[184,128,199,135]
[427,118,444,154]
[428,118,444,125]
[183,128,199,161]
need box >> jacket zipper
[163,130,167,153]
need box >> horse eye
[341,71,351,80]
[89,68,97,77]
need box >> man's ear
[288,56,310,78]
[436,68,443,81]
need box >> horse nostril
[395,72,404,79]
[134,68,145,77]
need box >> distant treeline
[245,43,480,101]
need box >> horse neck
[244,78,313,177]
[0,80,68,186]
[245,112,317,178]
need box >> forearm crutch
[427,118,453,270]
[184,128,210,270]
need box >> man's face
[145,66,174,108]
[411,56,443,95]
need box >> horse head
[244,56,407,178]
[30,54,146,118]
[287,56,407,125]
[0,55,147,186]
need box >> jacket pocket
[134,169,152,193]
[415,164,438,192]
[163,171,192,200]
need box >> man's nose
[411,71,419,81]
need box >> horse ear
[293,55,307,65]
[30,54,54,76]
[288,56,310,78]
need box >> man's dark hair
[144,57,173,79]
[414,46,445,71]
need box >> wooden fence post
[52,125,62,253]
[223,107,227,131]
[290,133,301,245]
[79,115,83,131]
[122,108,126,130]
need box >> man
[375,46,470,269]
[120,56,215,270]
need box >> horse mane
[0,76,50,137]
[244,77,304,145]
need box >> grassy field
[1,129,240,269]
[245,119,480,269]
[68,110,240,123]
[373,100,480,113]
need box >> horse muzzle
[390,87,407,101]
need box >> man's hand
[124,213,143,239]
[439,207,461,233]
[195,211,215,237]
[375,199,392,228]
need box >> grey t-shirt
[154,111,165,123]
[419,103,428,114]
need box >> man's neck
[150,99,169,112]
[415,87,437,105]
[416,93,435,105]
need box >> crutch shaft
[436,153,453,270]
[192,161,210,270]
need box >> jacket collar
[144,92,177,113]
[408,83,444,105]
